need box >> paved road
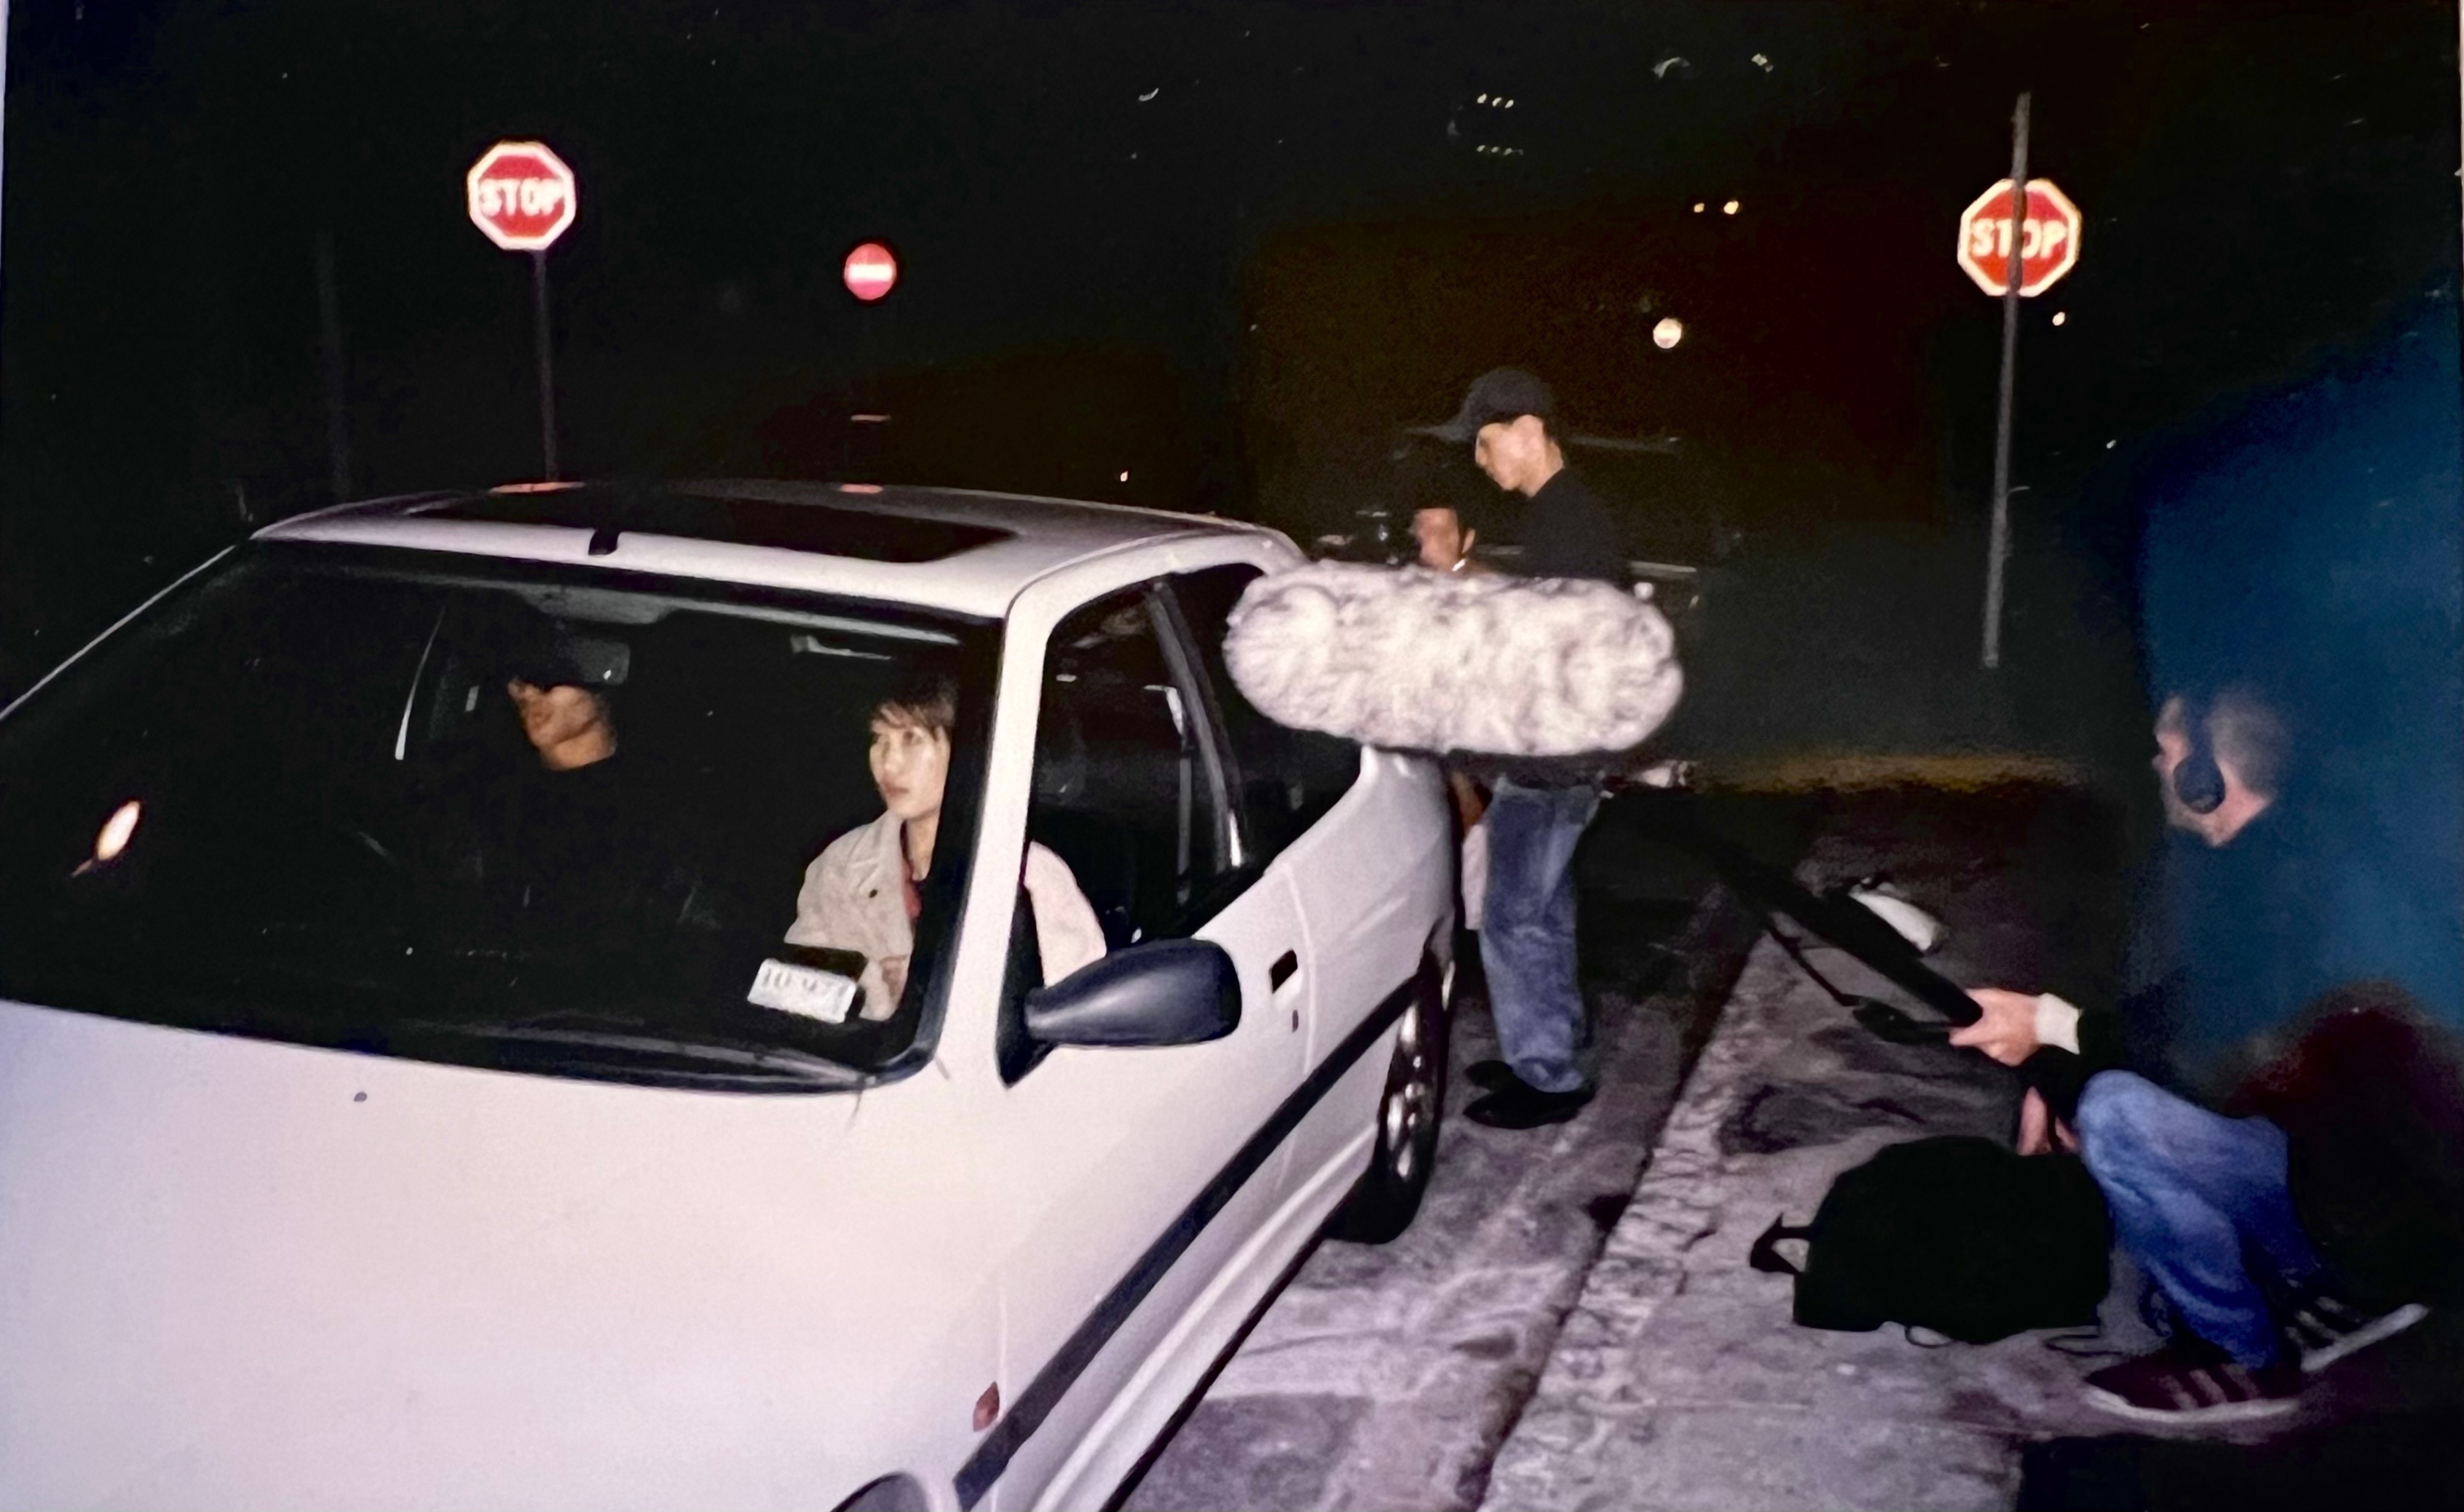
[1120,793,1774,1512]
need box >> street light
[1652,317,1685,349]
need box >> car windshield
[0,543,998,1089]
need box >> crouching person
[1953,687,2464,1424]
[2048,987,2463,1423]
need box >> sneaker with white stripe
[2283,1295,2429,1375]
[2082,1340,2303,1426]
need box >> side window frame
[1020,581,1250,936]
[1162,563,1362,871]
[998,579,1261,1083]
[1142,583,1249,879]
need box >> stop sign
[843,242,898,302]
[1956,178,2082,297]
[467,141,578,252]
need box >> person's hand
[855,956,908,1021]
[1949,987,2043,1066]
[2015,1086,2080,1157]
[1445,770,1489,831]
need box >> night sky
[3,1,2458,705]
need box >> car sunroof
[422,487,1012,564]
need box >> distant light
[95,799,141,864]
[1653,317,1685,349]
[1119,471,1130,482]
[843,242,898,302]
[1723,199,1740,215]
[1503,98,1515,108]
[1137,87,1159,102]
[1693,201,1706,213]
[1751,53,1772,70]
[850,413,891,423]
[2051,311,2068,326]
[837,483,884,495]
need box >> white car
[0,482,1455,1512]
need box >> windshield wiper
[404,1014,865,1088]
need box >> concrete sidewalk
[1123,797,1765,1512]
[1482,787,2165,1511]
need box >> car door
[966,579,1312,1512]
[1165,565,1445,1197]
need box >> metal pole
[1,1,12,294]
[314,231,353,501]
[531,250,560,480]
[1982,92,2030,671]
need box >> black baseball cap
[503,618,631,689]
[1417,367,1558,444]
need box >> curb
[1459,879,1767,1510]
[1479,928,1805,1512]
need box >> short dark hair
[2208,684,2291,799]
[2166,683,2292,800]
[873,668,959,738]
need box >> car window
[1027,586,1234,952]
[1168,564,1362,863]
[0,543,997,1088]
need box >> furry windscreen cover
[1224,562,1683,757]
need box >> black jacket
[1515,467,1627,586]
[1469,467,1633,788]
[2026,803,2463,1120]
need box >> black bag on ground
[1748,1135,2113,1344]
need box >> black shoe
[1465,1082,1595,1129]
[1466,1059,1522,1092]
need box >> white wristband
[2034,993,2082,1056]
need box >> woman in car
[786,671,1105,1019]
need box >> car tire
[1328,952,1450,1244]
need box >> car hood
[0,998,989,1512]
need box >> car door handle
[1268,950,1299,991]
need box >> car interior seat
[1026,697,1143,949]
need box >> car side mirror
[1022,938,1240,1048]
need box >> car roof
[255,480,1282,618]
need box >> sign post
[531,252,558,480]
[467,141,578,479]
[1957,104,2082,669]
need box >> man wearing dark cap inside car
[1423,367,1630,1128]
[453,620,714,943]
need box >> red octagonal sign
[467,141,578,253]
[1957,178,2082,298]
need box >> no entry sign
[1956,178,2081,297]
[843,242,898,302]
[467,141,578,253]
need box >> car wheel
[1329,952,1450,1244]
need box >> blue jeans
[2074,1070,2328,1368]
[1477,780,1601,1095]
